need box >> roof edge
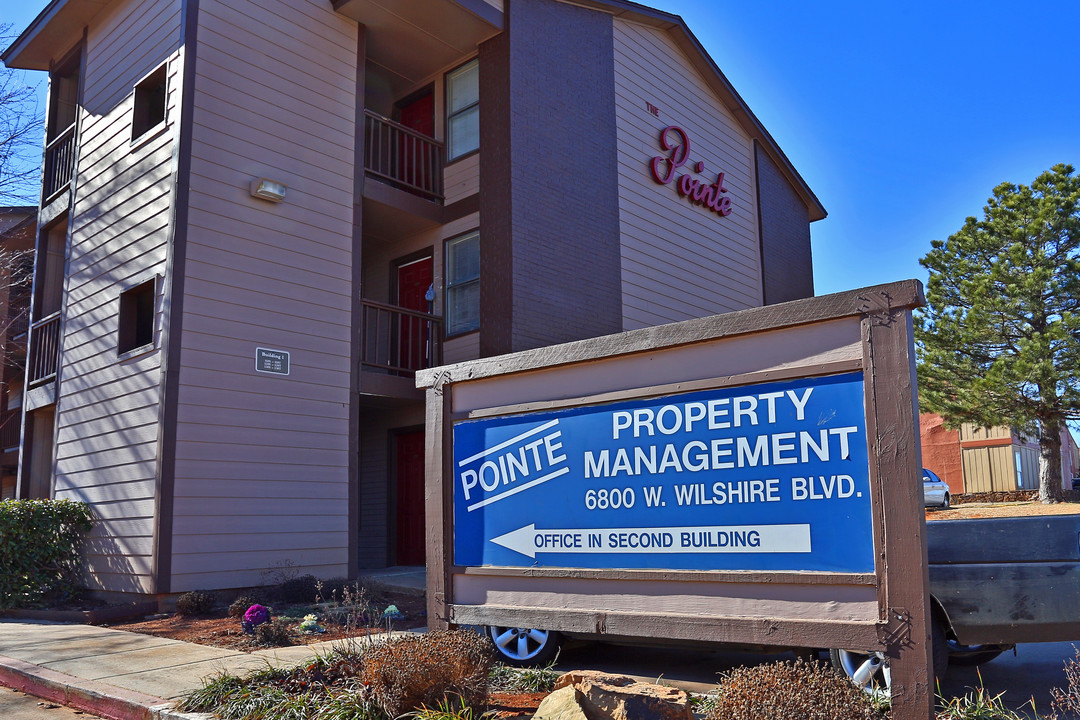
[1,0,67,69]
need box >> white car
[923,468,950,508]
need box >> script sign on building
[453,373,873,573]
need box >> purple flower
[243,604,270,627]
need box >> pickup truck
[831,513,1080,692]
[484,513,1080,695]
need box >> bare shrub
[253,618,293,647]
[175,591,215,616]
[706,658,884,720]
[360,630,495,717]
[228,594,261,618]
[1051,645,1080,719]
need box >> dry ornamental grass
[706,658,884,720]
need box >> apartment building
[2,0,825,600]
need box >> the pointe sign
[649,125,733,217]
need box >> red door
[396,92,434,192]
[396,256,433,371]
[395,430,426,565]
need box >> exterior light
[250,177,287,203]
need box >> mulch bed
[104,592,427,652]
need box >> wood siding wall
[171,0,358,591]
[612,18,762,330]
[51,0,183,595]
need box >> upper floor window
[446,60,479,161]
[446,231,479,335]
[47,52,81,140]
[117,278,157,355]
[132,65,167,142]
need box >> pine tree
[916,164,1080,503]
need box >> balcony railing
[364,111,444,202]
[361,299,442,376]
[0,410,20,452]
[27,312,61,387]
[43,124,77,202]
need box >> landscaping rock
[552,670,693,720]
[532,685,590,720]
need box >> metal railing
[27,312,61,386]
[364,111,444,201]
[361,299,442,376]
[43,124,77,202]
[0,410,20,451]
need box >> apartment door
[395,255,432,371]
[394,430,426,565]
[395,90,434,192]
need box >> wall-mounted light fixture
[250,177,288,203]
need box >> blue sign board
[452,372,874,573]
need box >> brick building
[2,0,824,600]
[0,207,36,500]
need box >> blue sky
[6,0,1077,294]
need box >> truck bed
[927,514,1080,645]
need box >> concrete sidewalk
[0,619,405,720]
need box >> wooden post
[861,289,934,720]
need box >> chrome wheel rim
[836,649,891,699]
[489,626,551,662]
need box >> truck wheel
[487,626,560,666]
[946,640,1006,667]
[830,616,947,694]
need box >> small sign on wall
[255,347,290,375]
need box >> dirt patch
[105,592,426,652]
[927,500,1080,521]
[485,691,547,719]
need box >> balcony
[364,111,444,202]
[0,410,20,452]
[42,124,77,203]
[360,300,442,400]
[27,312,60,387]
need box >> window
[117,279,156,354]
[132,65,167,141]
[446,232,479,335]
[446,60,479,161]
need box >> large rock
[532,685,591,720]
[551,670,693,720]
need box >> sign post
[418,281,932,720]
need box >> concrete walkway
[0,619,410,720]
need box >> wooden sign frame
[417,280,932,720]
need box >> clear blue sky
[4,0,1079,294]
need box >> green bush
[0,499,93,609]
[175,590,216,616]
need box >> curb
[0,654,209,720]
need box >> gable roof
[567,0,826,222]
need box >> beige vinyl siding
[612,18,761,331]
[172,0,357,591]
[51,0,183,595]
[959,423,1013,442]
[961,446,1018,493]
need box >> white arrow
[490,523,811,559]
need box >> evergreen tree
[916,164,1080,503]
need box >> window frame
[444,230,480,338]
[444,58,480,163]
[131,62,169,146]
[116,276,159,359]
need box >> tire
[487,626,561,666]
[946,640,1006,667]
[942,493,951,509]
[830,616,947,696]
